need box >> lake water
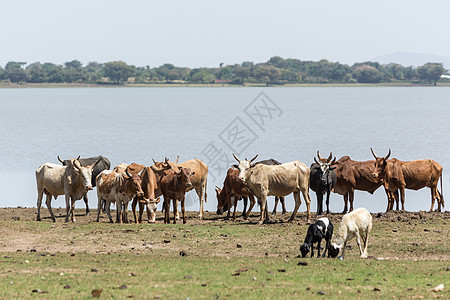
[0,87,449,215]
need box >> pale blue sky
[1,0,449,67]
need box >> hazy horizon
[2,1,450,68]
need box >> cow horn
[58,156,64,163]
[72,159,82,171]
[125,169,132,178]
[317,151,324,161]
[76,155,80,160]
[152,158,157,164]
[370,148,378,159]
[232,153,240,163]
[91,158,101,169]
[174,155,179,164]
[249,154,258,163]
[164,157,170,165]
[385,149,391,160]
[327,152,333,163]
[329,157,336,165]
[314,157,320,165]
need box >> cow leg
[181,197,186,224]
[131,198,138,223]
[232,196,238,221]
[281,197,287,215]
[45,193,56,222]
[258,193,268,225]
[272,197,279,215]
[195,186,205,219]
[122,201,129,223]
[289,191,301,223]
[325,191,331,214]
[301,189,312,224]
[173,199,178,224]
[317,192,323,215]
[116,201,123,224]
[106,202,113,223]
[64,194,71,222]
[242,196,248,218]
[174,199,180,220]
[83,193,90,216]
[349,190,354,212]
[429,187,436,212]
[143,202,149,223]
[437,191,443,212]
[70,198,77,222]
[245,195,256,220]
[36,189,44,221]
[342,194,348,214]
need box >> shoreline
[1,82,450,88]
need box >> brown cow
[96,167,145,223]
[153,157,208,219]
[215,168,257,220]
[371,149,444,212]
[333,154,391,213]
[131,167,161,223]
[157,166,195,224]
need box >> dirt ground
[1,207,449,262]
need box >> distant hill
[372,52,450,71]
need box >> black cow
[58,155,111,215]
[310,152,337,215]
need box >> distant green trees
[0,58,447,85]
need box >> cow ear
[155,197,161,204]
[232,164,238,169]
[250,163,257,168]
[330,166,336,171]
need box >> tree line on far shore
[0,57,447,86]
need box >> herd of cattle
[35,149,445,225]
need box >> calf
[300,217,333,258]
[96,169,145,223]
[157,166,194,224]
[329,207,372,259]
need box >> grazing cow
[152,157,208,219]
[132,167,161,223]
[300,217,334,258]
[233,154,312,224]
[215,168,257,220]
[310,152,337,215]
[58,155,111,215]
[330,207,372,259]
[371,149,444,212]
[333,154,388,213]
[157,166,195,224]
[96,168,145,223]
[36,158,101,222]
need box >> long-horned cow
[371,148,444,212]
[36,158,101,222]
[233,154,312,224]
[152,157,208,219]
[58,155,111,215]
[96,165,145,223]
[333,152,391,213]
[310,151,337,215]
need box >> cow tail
[204,177,208,203]
[440,172,444,208]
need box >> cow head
[299,243,310,257]
[151,157,179,174]
[215,186,229,214]
[123,170,145,197]
[371,148,391,179]
[70,158,100,191]
[58,155,81,166]
[138,197,161,223]
[232,153,258,182]
[329,243,341,258]
[179,166,194,189]
[314,151,336,185]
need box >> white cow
[36,158,100,222]
[233,154,312,224]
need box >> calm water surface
[0,87,449,214]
